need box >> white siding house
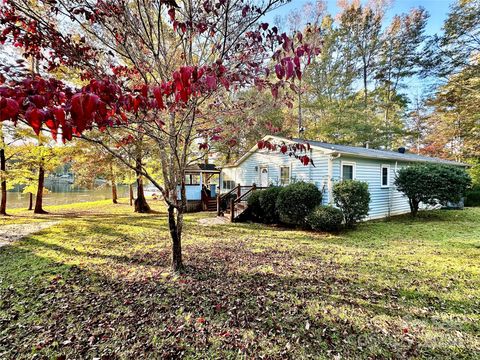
[220,135,467,220]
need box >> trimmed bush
[307,206,344,232]
[333,180,370,227]
[276,181,322,226]
[247,190,263,220]
[259,186,282,223]
[394,164,471,215]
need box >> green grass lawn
[1,200,479,359]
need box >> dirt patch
[197,216,230,226]
[0,221,59,247]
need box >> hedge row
[247,180,371,232]
[465,187,480,207]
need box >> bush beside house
[247,186,282,223]
[306,206,344,232]
[259,187,282,223]
[276,182,322,226]
[247,190,264,221]
[394,164,471,216]
[332,180,370,228]
[465,186,480,207]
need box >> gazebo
[182,164,221,212]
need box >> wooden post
[217,194,221,216]
[236,183,241,198]
[230,198,235,222]
[252,183,257,191]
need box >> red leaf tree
[0,0,317,271]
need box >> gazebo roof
[185,163,220,173]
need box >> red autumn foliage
[0,0,318,156]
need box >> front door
[259,166,269,187]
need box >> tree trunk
[168,205,183,272]
[28,192,33,211]
[134,176,151,213]
[384,106,390,149]
[134,156,150,213]
[363,63,368,107]
[110,163,118,204]
[0,148,7,216]
[129,183,134,206]
[409,199,419,217]
[34,164,47,214]
[111,180,118,204]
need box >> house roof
[223,135,467,168]
[293,138,467,166]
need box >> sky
[267,0,454,36]
[266,0,455,101]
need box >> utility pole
[298,79,305,139]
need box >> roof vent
[398,147,406,154]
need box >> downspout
[308,148,312,182]
[327,153,341,204]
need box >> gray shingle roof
[292,138,466,166]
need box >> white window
[381,164,390,187]
[341,161,356,180]
[222,180,236,190]
[280,166,290,186]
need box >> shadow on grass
[1,238,478,359]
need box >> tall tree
[0,0,317,271]
[376,7,428,148]
[421,0,479,182]
[338,0,386,107]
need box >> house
[219,135,467,220]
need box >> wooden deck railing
[216,183,241,216]
[217,184,267,220]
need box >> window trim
[340,161,356,180]
[279,165,290,186]
[381,164,390,188]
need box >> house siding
[230,149,309,186]
[333,156,411,219]
[223,151,414,220]
[220,135,466,220]
[223,149,330,203]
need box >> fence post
[217,194,221,216]
[230,198,235,222]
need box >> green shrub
[259,186,282,223]
[394,164,471,216]
[465,187,480,207]
[247,190,263,220]
[276,181,322,226]
[333,180,370,227]
[307,206,344,232]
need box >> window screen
[342,165,353,180]
[280,166,290,185]
[381,166,389,186]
